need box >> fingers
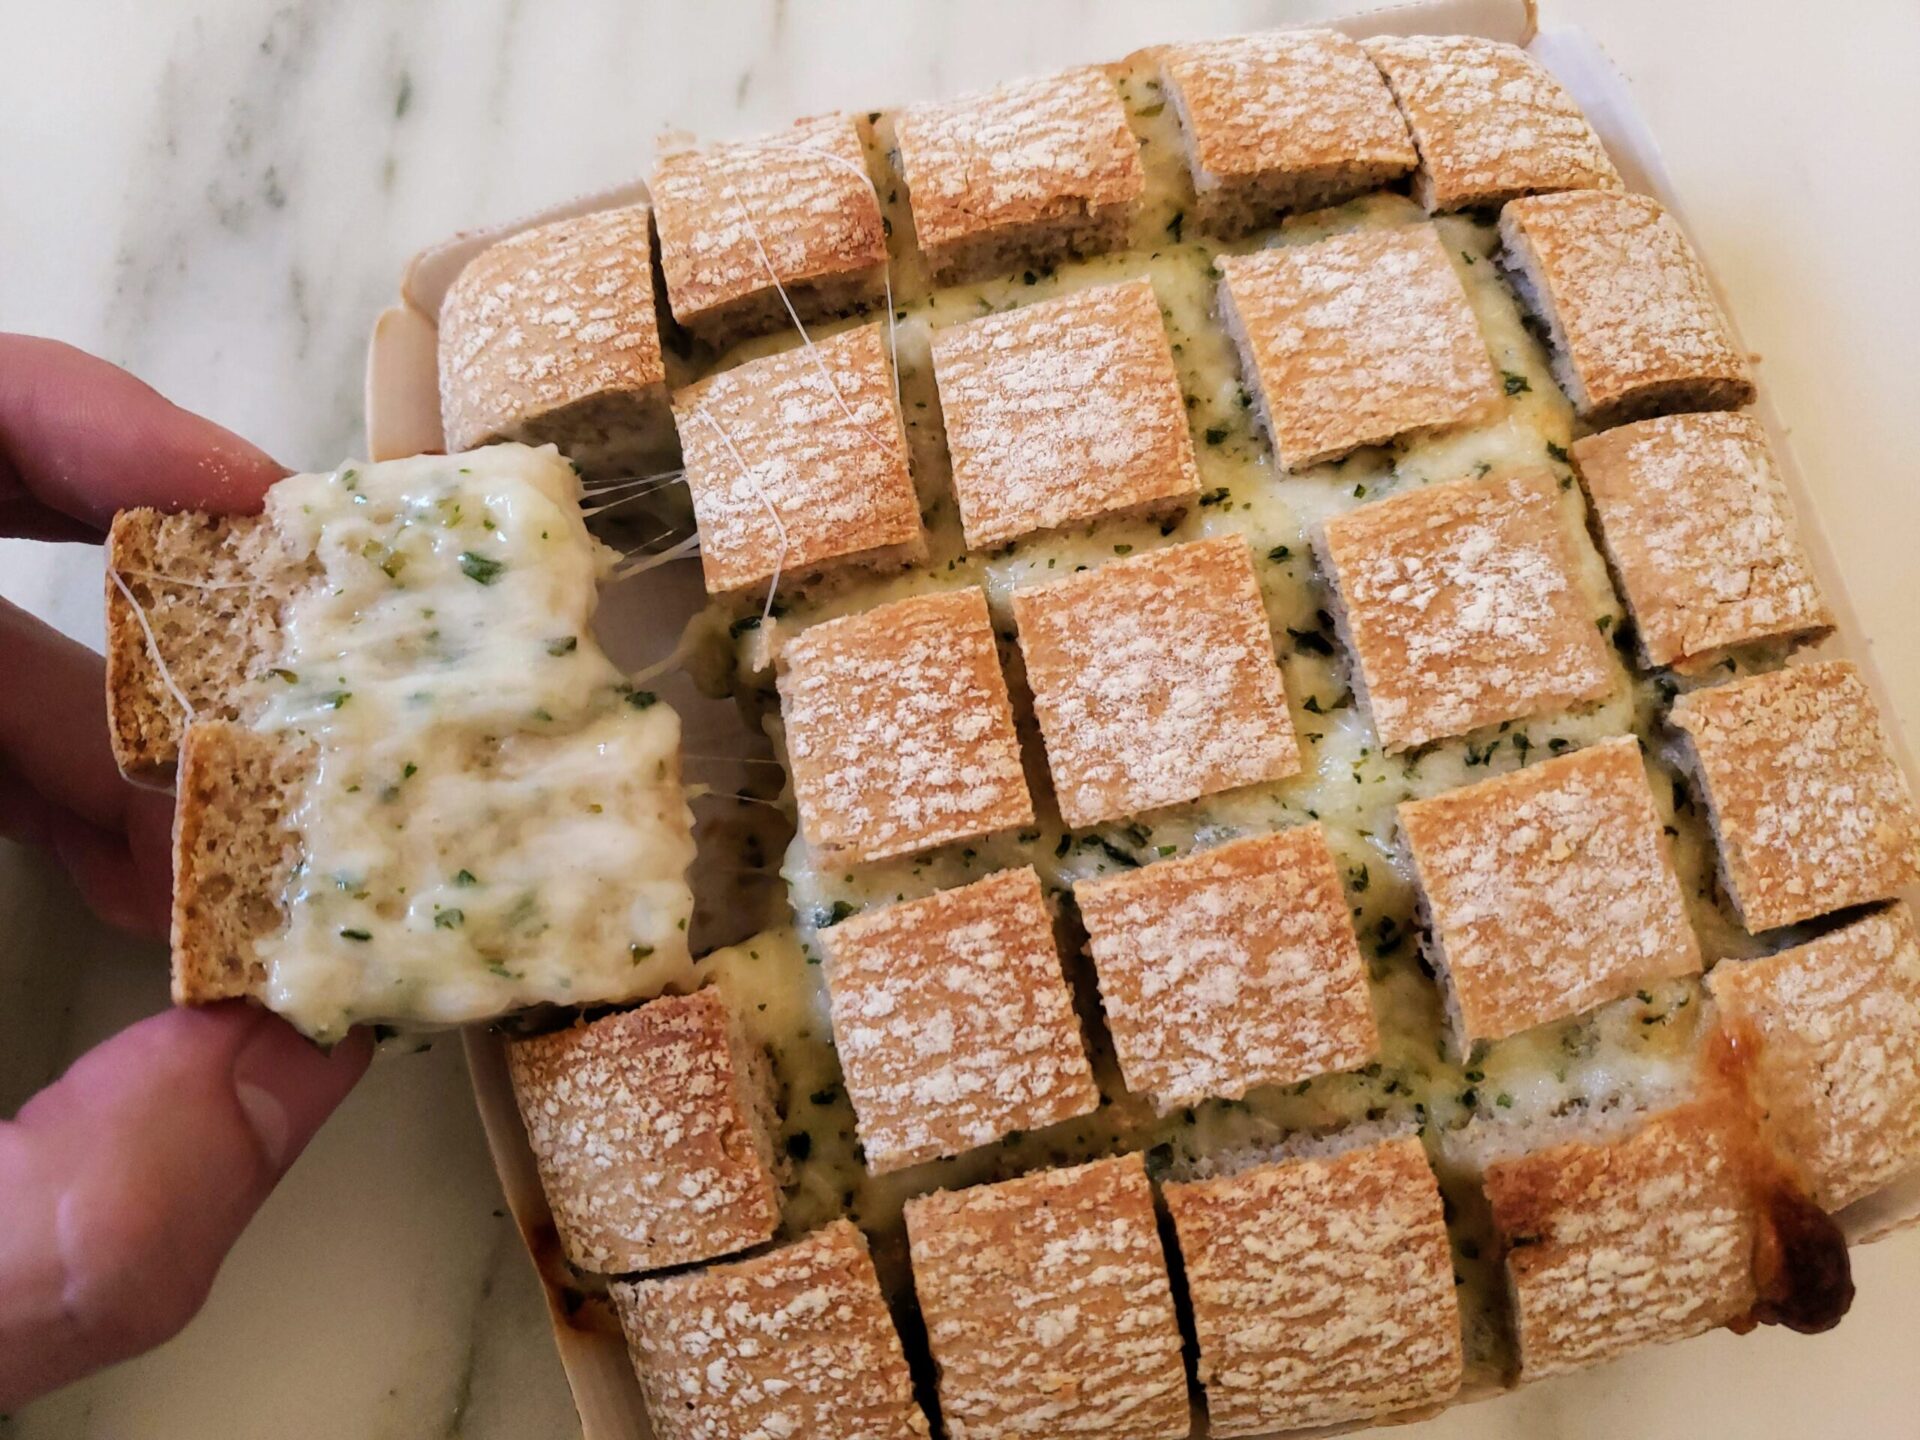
[0,599,143,834]
[0,1006,370,1408]
[0,334,284,539]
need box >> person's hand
[0,335,370,1409]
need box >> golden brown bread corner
[169,719,308,1005]
[1708,902,1920,1212]
[104,508,299,781]
[1482,1096,1765,1379]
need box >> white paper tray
[363,1,1920,1432]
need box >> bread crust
[1669,660,1920,931]
[1012,535,1300,827]
[776,587,1032,865]
[1364,34,1622,212]
[1160,29,1416,235]
[1499,190,1754,426]
[1709,902,1920,1210]
[1315,470,1614,752]
[437,203,672,477]
[1219,223,1498,470]
[1483,1096,1761,1378]
[1398,736,1702,1046]
[905,1152,1189,1440]
[1163,1135,1462,1435]
[1077,824,1378,1113]
[1572,412,1831,671]
[673,321,923,594]
[931,276,1200,549]
[506,991,784,1274]
[894,67,1145,285]
[612,1219,931,1440]
[823,866,1098,1173]
[651,114,887,344]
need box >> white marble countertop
[3,1,1918,1435]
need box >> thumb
[0,1004,370,1409]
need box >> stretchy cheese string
[741,138,904,420]
[113,567,265,593]
[688,403,790,628]
[108,566,199,725]
[610,530,702,581]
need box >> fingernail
[235,1079,292,1170]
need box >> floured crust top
[674,321,923,594]
[1500,190,1754,423]
[1671,661,1920,931]
[1709,902,1920,1211]
[905,1152,1190,1440]
[1484,1096,1760,1378]
[1163,1134,1462,1435]
[505,990,783,1274]
[1364,34,1623,212]
[931,276,1200,549]
[777,587,1033,865]
[1317,469,1615,752]
[1573,412,1831,671]
[1013,535,1301,828]
[438,203,667,455]
[1159,28,1416,231]
[894,66,1145,282]
[1399,736,1703,1046]
[651,113,887,339]
[1077,824,1379,1113]
[612,1219,931,1440]
[824,867,1098,1173]
[1220,223,1499,469]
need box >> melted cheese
[669,63,1784,1372]
[254,444,696,1039]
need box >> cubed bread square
[674,321,923,594]
[1316,470,1614,752]
[1573,412,1831,671]
[824,867,1099,1173]
[1163,1136,1461,1435]
[1012,536,1300,828]
[930,277,1200,549]
[612,1219,931,1440]
[777,587,1033,865]
[905,1153,1189,1439]
[1670,661,1920,931]
[1399,736,1702,1046]
[1159,29,1417,235]
[651,114,888,345]
[1708,903,1920,1210]
[437,203,676,479]
[894,67,1145,285]
[505,990,783,1274]
[1363,35,1623,212]
[1483,1097,1759,1378]
[1219,224,1499,469]
[1077,824,1378,1113]
[1499,191,1754,426]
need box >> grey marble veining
[4,1,1920,1436]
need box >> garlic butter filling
[254,443,696,1039]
